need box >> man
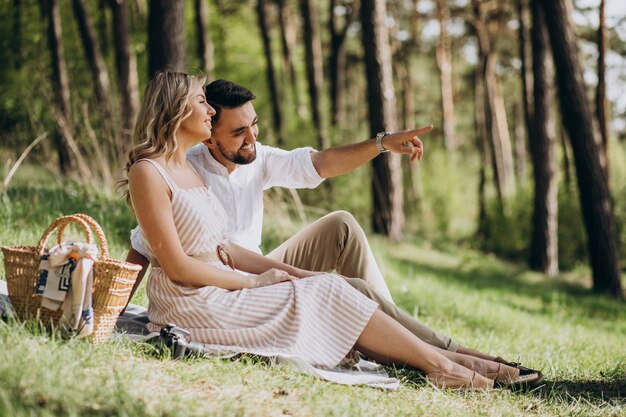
[125,80,543,381]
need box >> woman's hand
[293,269,327,278]
[252,268,299,287]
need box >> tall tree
[472,0,515,204]
[300,0,329,149]
[13,0,22,69]
[257,0,285,145]
[45,0,74,175]
[194,0,214,78]
[148,0,186,77]
[276,0,301,112]
[360,0,404,240]
[328,0,357,127]
[542,0,622,298]
[435,0,455,151]
[516,0,532,180]
[109,0,139,145]
[72,0,114,135]
[528,0,558,276]
[596,0,609,163]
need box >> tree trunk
[194,0,214,78]
[109,0,139,147]
[529,0,558,276]
[435,0,455,152]
[72,0,115,138]
[474,65,489,240]
[360,0,403,240]
[300,0,329,149]
[276,0,301,114]
[596,0,609,165]
[542,0,622,298]
[257,0,285,146]
[517,0,532,180]
[329,0,357,127]
[148,0,186,77]
[45,0,74,175]
[98,0,109,55]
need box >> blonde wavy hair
[120,71,206,207]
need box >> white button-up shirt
[130,142,324,256]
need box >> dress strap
[135,158,178,192]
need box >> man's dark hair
[205,79,256,125]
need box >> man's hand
[381,124,433,162]
[253,268,299,287]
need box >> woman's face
[179,86,215,142]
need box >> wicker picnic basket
[1,213,142,342]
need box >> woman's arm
[129,162,294,290]
[225,241,324,278]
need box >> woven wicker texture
[1,214,142,342]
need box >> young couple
[121,71,543,390]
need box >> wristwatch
[375,131,391,153]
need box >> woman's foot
[487,363,542,389]
[427,371,494,390]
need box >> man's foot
[486,363,542,389]
[494,357,545,388]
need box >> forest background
[0,0,625,416]
[1,0,624,297]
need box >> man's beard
[216,142,257,165]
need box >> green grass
[0,175,625,416]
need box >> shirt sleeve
[130,226,150,259]
[260,144,325,190]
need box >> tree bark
[194,0,214,78]
[435,0,455,151]
[276,0,301,112]
[257,0,285,146]
[300,0,329,149]
[542,0,622,298]
[329,0,357,127]
[596,0,609,165]
[98,0,109,55]
[148,0,186,77]
[360,0,403,240]
[474,65,489,240]
[13,0,22,69]
[45,0,74,175]
[516,0,532,180]
[72,0,114,127]
[472,0,515,203]
[529,0,558,276]
[109,0,139,146]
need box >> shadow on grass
[530,378,626,406]
[390,253,625,322]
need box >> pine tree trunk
[257,0,285,146]
[109,0,139,146]
[328,0,356,127]
[474,66,489,240]
[194,0,214,78]
[360,0,403,241]
[542,0,622,298]
[529,0,558,276]
[300,0,329,149]
[436,0,455,152]
[147,0,186,77]
[276,0,301,113]
[45,0,74,175]
[517,0,532,180]
[596,0,609,164]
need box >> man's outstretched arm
[310,125,433,178]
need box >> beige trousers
[267,211,459,352]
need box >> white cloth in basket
[36,242,98,337]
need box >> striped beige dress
[139,159,378,369]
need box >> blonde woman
[121,71,533,390]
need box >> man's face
[207,101,259,170]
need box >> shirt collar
[199,145,234,177]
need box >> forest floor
[0,175,625,417]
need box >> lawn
[0,178,624,417]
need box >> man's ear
[203,137,216,149]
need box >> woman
[121,71,535,390]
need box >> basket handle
[37,215,94,256]
[56,214,110,260]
